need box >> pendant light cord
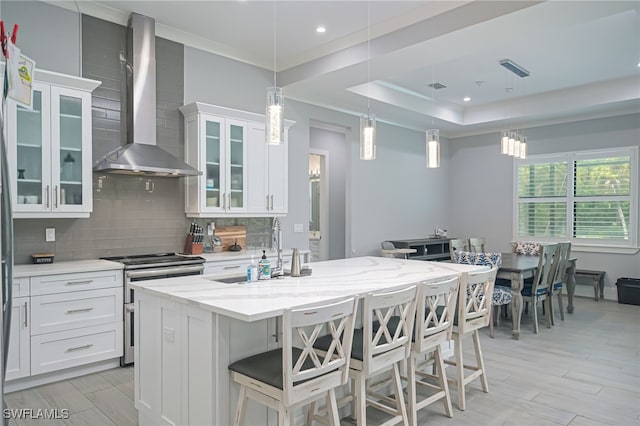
[367,0,371,116]
[273,0,277,86]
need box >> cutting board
[215,226,247,251]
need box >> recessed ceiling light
[463,97,471,102]
[316,26,326,33]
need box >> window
[515,147,638,249]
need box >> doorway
[309,152,329,261]
[309,125,347,260]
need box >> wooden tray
[215,226,247,252]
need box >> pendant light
[425,0,440,168]
[426,129,440,168]
[360,1,376,160]
[266,1,284,145]
[499,59,529,159]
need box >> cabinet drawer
[13,277,30,298]
[31,288,123,335]
[204,261,247,276]
[31,322,123,375]
[30,270,122,296]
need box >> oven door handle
[126,265,204,279]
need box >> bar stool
[444,267,497,411]
[229,296,358,426]
[406,276,460,425]
[313,285,417,426]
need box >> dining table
[497,252,577,340]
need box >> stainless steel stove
[102,252,205,365]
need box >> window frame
[513,146,638,253]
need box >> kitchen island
[131,256,482,426]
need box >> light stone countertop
[197,248,308,262]
[130,256,484,322]
[14,259,124,278]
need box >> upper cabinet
[180,103,293,218]
[6,69,101,218]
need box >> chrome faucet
[271,218,283,277]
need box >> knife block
[183,234,203,255]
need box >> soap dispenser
[258,250,271,280]
[247,256,258,283]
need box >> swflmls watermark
[3,408,70,420]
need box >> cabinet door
[50,86,93,214]
[8,82,51,213]
[200,115,225,212]
[267,128,288,214]
[226,119,247,212]
[246,122,269,213]
[6,298,31,381]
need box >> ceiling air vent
[499,59,530,78]
[427,82,447,90]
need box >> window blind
[515,148,636,247]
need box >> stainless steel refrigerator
[1,79,15,425]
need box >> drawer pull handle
[66,307,94,314]
[65,280,93,286]
[24,302,28,327]
[224,265,241,270]
[66,344,94,352]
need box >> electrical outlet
[45,228,55,242]
[294,224,304,233]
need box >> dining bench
[575,269,606,301]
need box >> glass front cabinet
[7,70,100,218]
[183,112,248,215]
[181,102,292,218]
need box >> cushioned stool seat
[492,286,513,305]
[229,348,319,389]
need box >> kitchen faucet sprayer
[272,218,283,277]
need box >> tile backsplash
[12,15,272,264]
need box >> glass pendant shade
[508,133,515,156]
[519,137,527,159]
[426,129,440,168]
[514,138,521,158]
[266,87,284,145]
[501,132,509,155]
[360,114,376,160]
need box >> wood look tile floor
[5,296,639,426]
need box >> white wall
[1,1,81,76]
[449,113,640,292]
[350,124,451,256]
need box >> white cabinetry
[6,69,100,218]
[180,102,293,218]
[6,286,30,381]
[6,269,123,386]
[247,122,289,214]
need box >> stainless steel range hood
[94,13,200,177]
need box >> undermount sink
[210,275,247,284]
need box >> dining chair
[468,237,486,253]
[443,267,498,411]
[406,276,459,426]
[521,243,557,334]
[510,241,542,256]
[448,238,470,261]
[313,285,417,426]
[547,242,571,325]
[453,251,511,338]
[228,296,358,426]
[380,241,416,259]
